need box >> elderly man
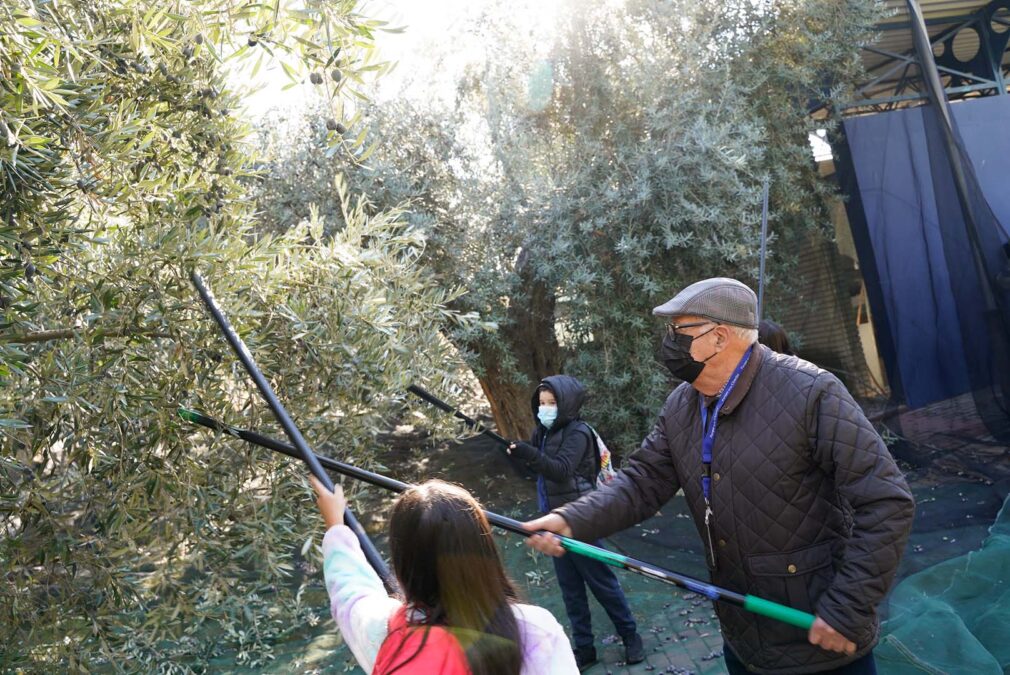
[525,278,914,674]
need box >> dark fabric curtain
[835,96,1010,437]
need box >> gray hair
[730,325,759,344]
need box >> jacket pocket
[745,541,835,644]
[746,541,834,578]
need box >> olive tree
[248,0,881,450]
[1,0,473,669]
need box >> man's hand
[309,476,346,529]
[522,513,572,557]
[808,616,857,655]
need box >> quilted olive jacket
[555,344,915,674]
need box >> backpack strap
[581,422,603,475]
[563,421,598,481]
[376,607,470,675]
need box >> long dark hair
[383,480,523,675]
[759,319,794,356]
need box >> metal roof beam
[874,13,980,30]
[857,16,975,79]
[840,81,999,109]
[811,0,1010,115]
[862,45,998,84]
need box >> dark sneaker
[574,645,598,671]
[623,632,645,664]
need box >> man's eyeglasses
[666,320,715,336]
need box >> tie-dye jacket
[321,524,579,674]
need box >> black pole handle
[408,383,627,552]
[180,408,819,631]
[189,272,396,593]
[407,384,510,445]
[181,406,522,528]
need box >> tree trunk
[474,352,537,441]
[472,259,561,440]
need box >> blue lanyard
[698,346,753,507]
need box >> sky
[240,0,564,120]
[235,0,832,159]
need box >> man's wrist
[551,507,579,539]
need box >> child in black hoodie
[509,374,643,670]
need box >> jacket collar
[699,342,765,415]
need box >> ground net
[877,493,1010,675]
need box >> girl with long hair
[311,476,578,675]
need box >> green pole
[180,407,816,631]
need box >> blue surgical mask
[537,405,558,428]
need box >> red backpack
[373,606,471,675]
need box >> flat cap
[652,277,758,328]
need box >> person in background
[758,319,794,356]
[508,375,644,671]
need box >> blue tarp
[839,96,1010,409]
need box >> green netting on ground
[877,494,1010,675]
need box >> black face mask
[660,327,716,383]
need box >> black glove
[508,440,538,461]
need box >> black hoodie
[512,374,597,510]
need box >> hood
[531,374,586,428]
